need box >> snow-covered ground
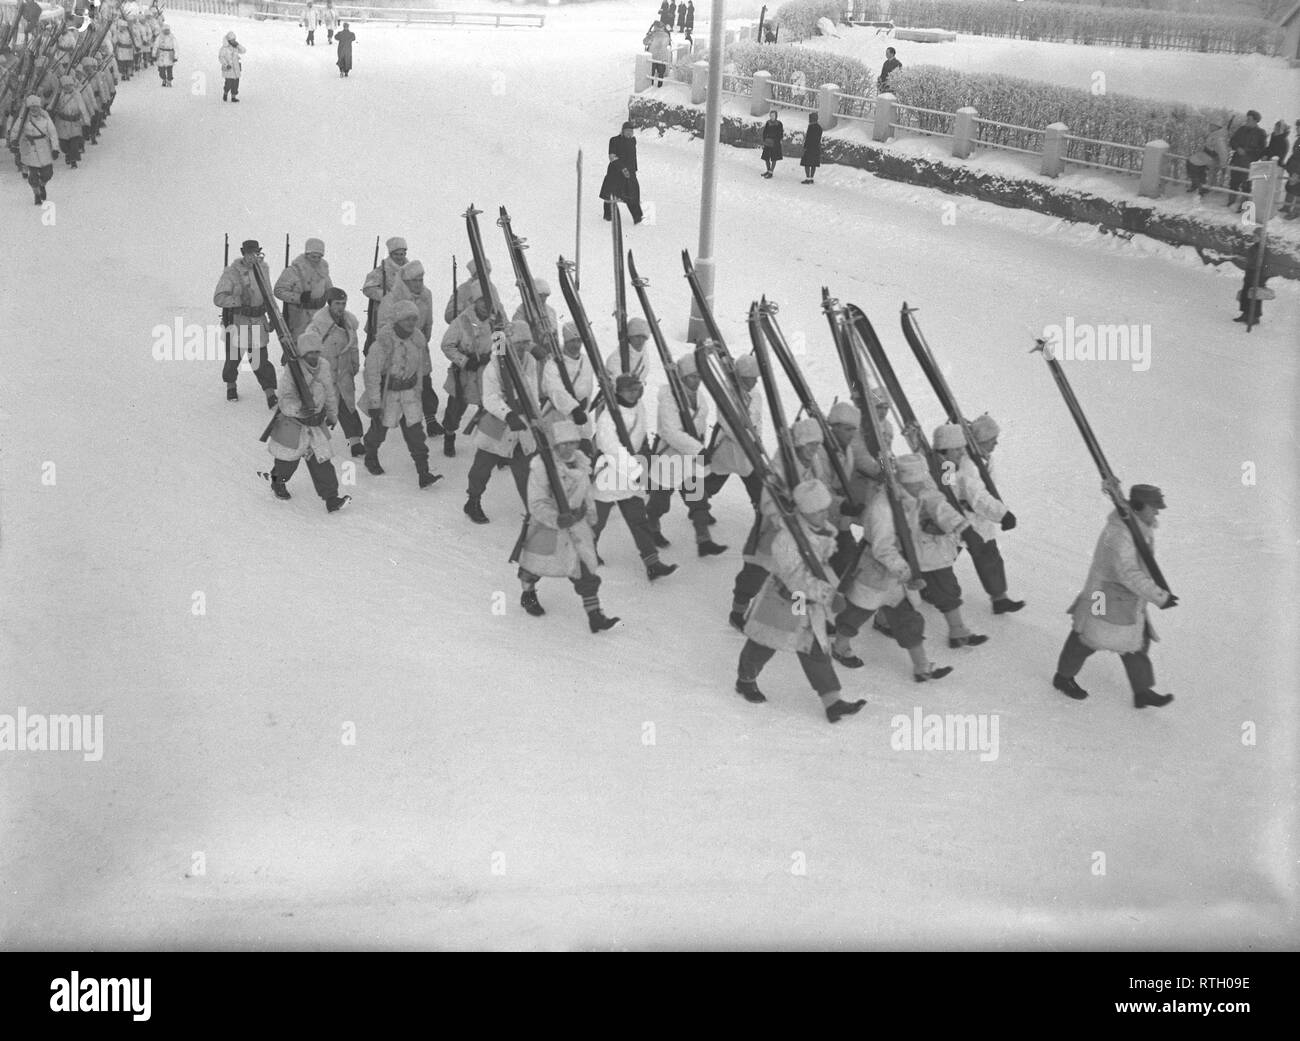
[0,8,1295,950]
[807,24,1300,116]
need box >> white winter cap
[869,386,889,408]
[509,320,533,346]
[386,236,407,252]
[297,330,324,354]
[534,279,551,297]
[734,354,759,378]
[895,453,930,485]
[551,419,581,444]
[793,478,832,514]
[932,423,965,450]
[304,238,325,255]
[391,300,420,323]
[467,258,490,276]
[627,317,651,339]
[792,418,823,446]
[827,401,860,427]
[403,260,425,279]
[676,352,697,378]
[561,322,581,344]
[970,413,1000,441]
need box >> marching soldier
[1053,484,1176,708]
[892,453,988,648]
[645,351,726,556]
[274,237,333,338]
[75,59,102,147]
[512,278,557,338]
[113,18,134,79]
[51,75,90,169]
[305,288,363,457]
[361,300,441,488]
[15,95,58,205]
[212,238,279,406]
[263,331,350,513]
[933,415,1024,615]
[591,374,677,581]
[444,257,501,323]
[539,322,594,454]
[701,353,764,510]
[464,321,539,524]
[604,316,651,381]
[438,289,495,457]
[153,23,177,87]
[376,258,441,436]
[831,472,954,682]
[516,419,620,633]
[735,478,867,723]
[361,236,408,324]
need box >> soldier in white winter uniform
[153,24,177,86]
[439,290,495,457]
[464,322,540,524]
[591,374,677,581]
[516,420,620,633]
[512,278,558,340]
[735,479,867,723]
[603,316,651,382]
[274,237,333,338]
[538,322,594,452]
[645,351,726,556]
[263,334,350,512]
[702,352,764,510]
[1053,484,1175,708]
[376,259,441,436]
[302,1,318,46]
[443,257,502,324]
[305,288,362,456]
[361,300,441,488]
[361,236,408,353]
[219,31,245,101]
[212,238,278,406]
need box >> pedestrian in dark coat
[600,120,643,223]
[878,47,901,92]
[1226,110,1267,208]
[1282,128,1300,219]
[335,22,354,77]
[684,1,694,42]
[1265,119,1289,162]
[760,109,784,178]
[677,1,688,32]
[801,112,822,184]
[1235,241,1272,325]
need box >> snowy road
[0,8,1295,949]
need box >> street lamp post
[688,0,726,344]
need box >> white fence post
[952,106,977,159]
[691,60,709,106]
[751,70,772,118]
[1042,122,1068,178]
[872,92,895,142]
[635,53,652,93]
[1138,139,1168,198]
[817,83,840,130]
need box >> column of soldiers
[4,6,170,205]
[215,233,1177,721]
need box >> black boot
[992,597,1026,614]
[270,478,291,501]
[826,698,867,723]
[1134,689,1174,709]
[697,539,728,557]
[426,417,445,437]
[521,590,545,617]
[350,442,365,457]
[364,455,384,475]
[418,470,442,489]
[651,531,670,548]
[443,434,456,458]
[1052,673,1088,700]
[226,383,238,401]
[464,496,489,524]
[831,647,864,669]
[914,664,954,683]
[728,609,747,632]
[326,494,351,513]
[588,610,620,633]
[736,678,767,704]
[949,633,989,648]
[646,559,678,581]
[265,389,277,410]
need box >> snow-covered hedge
[774,0,846,42]
[888,64,1232,170]
[730,42,878,99]
[850,0,1281,55]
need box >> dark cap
[240,239,261,254]
[1129,484,1166,510]
[325,287,348,302]
[621,120,634,130]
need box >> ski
[756,298,855,506]
[556,255,636,454]
[362,235,380,352]
[842,303,965,518]
[748,302,800,488]
[1032,338,1172,596]
[280,233,291,326]
[824,294,925,584]
[681,249,744,399]
[249,252,313,408]
[464,204,572,521]
[899,304,1003,503]
[498,206,577,400]
[611,201,631,374]
[628,250,698,442]
[694,342,829,582]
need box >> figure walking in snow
[760,108,784,178]
[302,1,318,46]
[212,239,279,406]
[600,121,643,224]
[801,112,822,183]
[323,0,338,43]
[335,22,354,77]
[219,31,245,102]
[153,24,177,87]
[17,95,58,205]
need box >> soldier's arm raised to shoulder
[656,387,704,455]
[273,263,300,304]
[771,527,836,605]
[1113,525,1169,606]
[527,459,562,527]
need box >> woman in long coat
[760,108,783,178]
[801,112,822,184]
[335,22,355,77]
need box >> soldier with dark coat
[213,239,279,406]
[516,420,620,632]
[735,478,867,723]
[362,300,441,488]
[1052,485,1176,708]
[600,121,643,224]
[263,334,350,512]
[801,112,822,184]
[335,22,354,77]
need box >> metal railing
[156,1,545,28]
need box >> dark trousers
[26,163,52,199]
[443,394,469,434]
[918,565,963,613]
[270,455,338,501]
[836,598,924,650]
[703,469,763,509]
[58,135,83,163]
[602,177,643,223]
[364,416,429,472]
[650,60,666,85]
[223,77,239,98]
[467,445,531,504]
[117,59,130,77]
[421,375,440,430]
[738,639,839,697]
[732,562,768,607]
[646,484,711,538]
[337,400,363,442]
[1227,163,1249,198]
[968,537,1007,599]
[306,30,315,45]
[1056,628,1154,695]
[221,326,277,391]
[594,497,658,560]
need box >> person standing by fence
[335,22,355,78]
[646,21,671,88]
[1184,122,1228,197]
[761,108,784,178]
[878,46,901,92]
[801,112,822,184]
[1226,110,1266,210]
[677,1,688,35]
[684,2,694,44]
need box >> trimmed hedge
[886,64,1233,170]
[848,0,1280,54]
[730,41,880,101]
[773,0,846,42]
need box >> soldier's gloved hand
[840,500,864,518]
[830,591,847,616]
[960,527,985,551]
[1000,511,1017,531]
[1159,593,1179,610]
[554,511,577,529]
[299,290,312,306]
[569,406,588,425]
[52,149,59,159]
[506,411,527,432]
[368,408,382,423]
[462,354,481,372]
